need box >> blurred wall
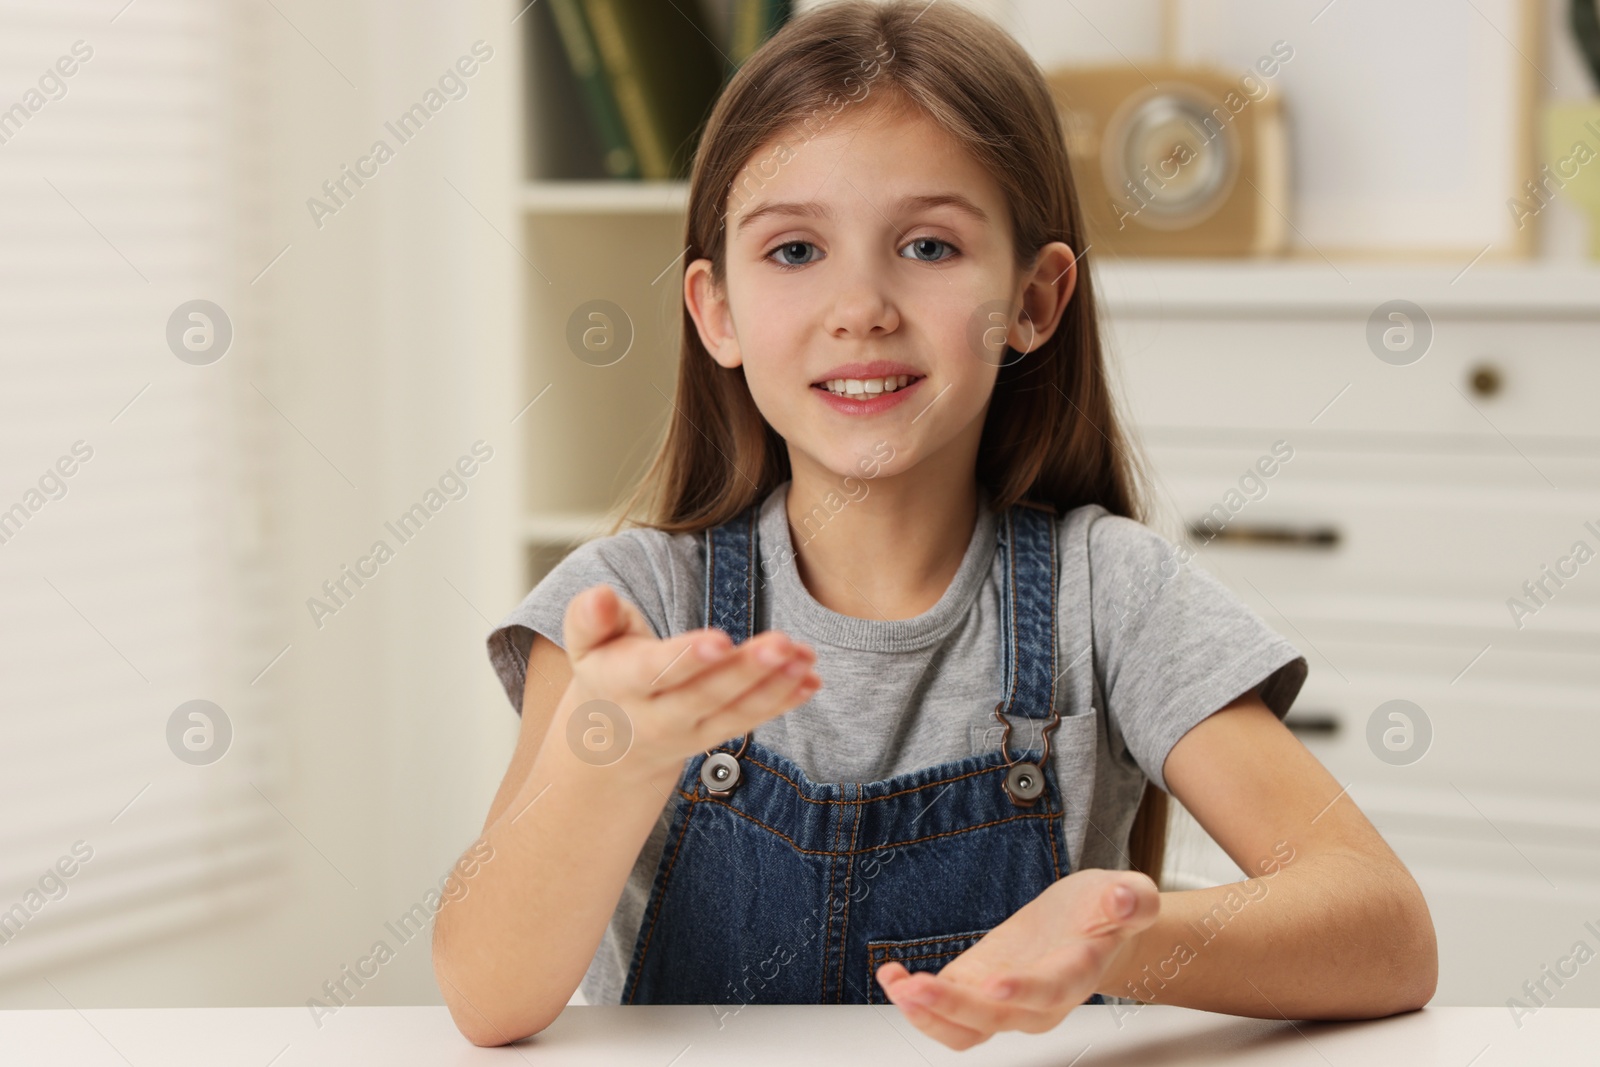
[0,0,521,1009]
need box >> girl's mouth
[810,374,926,415]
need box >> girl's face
[684,98,1077,488]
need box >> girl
[433,0,1437,1050]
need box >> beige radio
[1047,63,1290,257]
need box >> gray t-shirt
[485,480,1307,1006]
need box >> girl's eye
[767,240,820,270]
[901,236,958,263]
[764,236,960,270]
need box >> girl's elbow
[440,982,562,1048]
[457,1015,554,1049]
[432,935,565,1046]
[451,1016,541,1049]
[1388,955,1437,1016]
[1400,914,1439,1012]
[1387,876,1439,1014]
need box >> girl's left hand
[874,868,1161,1050]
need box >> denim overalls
[620,496,1106,1007]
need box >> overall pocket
[864,928,990,1005]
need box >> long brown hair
[608,0,1168,886]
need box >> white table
[2,1003,1593,1065]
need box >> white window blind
[0,0,284,980]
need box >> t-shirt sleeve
[485,529,679,716]
[1088,514,1309,794]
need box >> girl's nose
[826,266,900,338]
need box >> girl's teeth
[823,374,914,397]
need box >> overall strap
[998,501,1059,724]
[703,502,761,643]
[702,502,762,753]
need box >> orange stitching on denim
[1039,776,1062,879]
[822,787,844,1002]
[866,954,895,1004]
[836,785,862,1002]
[872,948,971,964]
[866,946,892,1005]
[1046,809,1063,879]
[625,796,698,1004]
[868,930,990,951]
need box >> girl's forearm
[431,685,677,1046]
[1097,850,1437,1019]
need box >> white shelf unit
[1103,270,1600,1009]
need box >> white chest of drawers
[1099,261,1600,1007]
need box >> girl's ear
[1012,241,1078,354]
[685,258,743,369]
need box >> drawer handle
[1283,713,1340,737]
[1468,361,1503,398]
[1186,522,1341,548]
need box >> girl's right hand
[559,582,821,786]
